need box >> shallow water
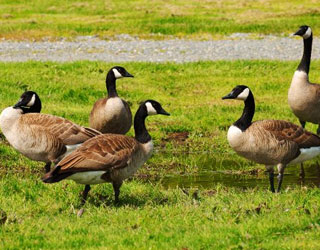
[160,163,320,190]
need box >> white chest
[227,125,243,147]
[142,140,154,157]
[0,107,21,132]
[289,71,309,99]
[105,98,125,117]
[291,70,309,84]
[0,107,23,145]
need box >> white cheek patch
[236,88,250,100]
[112,68,123,79]
[26,94,36,107]
[145,102,157,115]
[303,27,312,39]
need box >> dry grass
[0,0,319,40]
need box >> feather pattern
[54,134,141,172]
[20,113,101,144]
[228,119,320,166]
[44,134,153,185]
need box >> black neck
[134,105,151,144]
[234,92,255,131]
[297,34,312,74]
[106,71,118,98]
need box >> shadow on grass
[85,191,171,208]
[64,182,173,209]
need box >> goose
[42,100,170,205]
[0,91,101,173]
[288,25,320,177]
[288,25,320,131]
[89,66,133,134]
[223,85,320,192]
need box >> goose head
[13,91,42,113]
[222,85,251,101]
[293,25,312,39]
[143,100,170,116]
[110,66,134,79]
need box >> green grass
[1,60,320,174]
[2,178,320,249]
[1,61,320,248]
[0,0,319,40]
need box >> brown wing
[254,120,320,148]
[21,113,101,145]
[56,134,140,173]
[122,99,132,120]
[89,98,107,131]
[310,82,320,102]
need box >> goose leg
[266,166,275,193]
[81,185,91,206]
[44,162,51,173]
[277,164,286,193]
[77,185,91,217]
[299,120,306,179]
[299,120,306,129]
[299,163,305,179]
[113,181,123,204]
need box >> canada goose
[0,91,101,172]
[288,25,320,177]
[42,100,170,205]
[89,66,133,134]
[223,85,320,192]
[288,25,320,130]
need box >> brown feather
[55,134,140,173]
[20,113,101,145]
[256,120,320,148]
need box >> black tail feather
[42,166,72,183]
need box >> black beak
[13,99,26,109]
[293,27,305,37]
[222,92,234,100]
[159,108,170,116]
[124,71,134,78]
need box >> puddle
[159,163,320,189]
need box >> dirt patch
[161,131,189,146]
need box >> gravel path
[0,34,319,62]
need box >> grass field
[1,61,320,248]
[2,60,320,173]
[0,0,319,40]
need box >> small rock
[77,208,85,217]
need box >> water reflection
[156,151,320,189]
